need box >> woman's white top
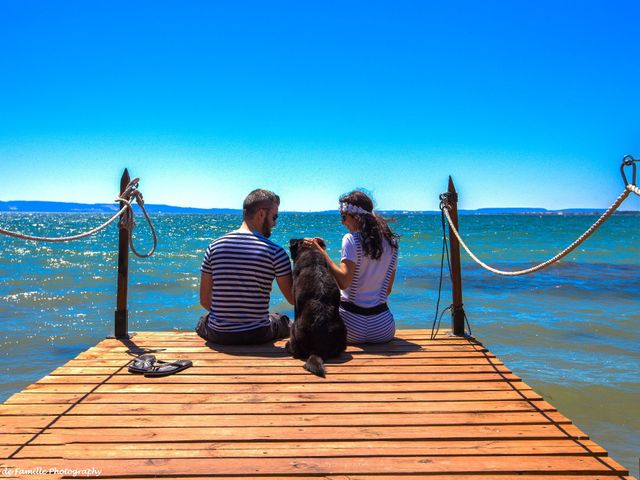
[340,232,397,307]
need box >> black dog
[286,238,347,377]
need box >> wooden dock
[0,329,633,479]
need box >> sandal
[127,354,157,374]
[144,359,193,377]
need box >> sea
[1,212,638,476]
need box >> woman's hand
[303,237,326,252]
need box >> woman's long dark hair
[340,190,399,259]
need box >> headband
[340,202,372,215]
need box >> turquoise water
[1,212,638,476]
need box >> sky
[1,1,639,212]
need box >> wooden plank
[50,411,570,429]
[105,381,526,394]
[3,392,85,405]
[93,336,480,345]
[36,375,110,384]
[131,329,456,336]
[14,439,607,460]
[0,455,628,476]
[0,434,35,446]
[50,366,125,375]
[22,381,531,395]
[63,356,505,367]
[98,477,636,480]
[0,405,69,416]
[134,329,456,337]
[107,329,463,337]
[0,445,18,458]
[95,340,483,349]
[22,384,96,394]
[50,364,513,375]
[60,399,558,416]
[33,372,524,384]
[32,424,590,444]
[0,416,55,429]
[5,389,545,404]
[85,343,473,354]
[74,351,497,360]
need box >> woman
[306,190,399,343]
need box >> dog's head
[289,238,326,262]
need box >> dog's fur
[286,238,347,377]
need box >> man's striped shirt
[201,230,291,332]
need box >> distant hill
[458,207,612,215]
[0,200,636,215]
[0,201,240,214]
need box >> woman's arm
[304,238,355,290]
[327,257,356,290]
[386,269,396,297]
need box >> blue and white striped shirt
[201,230,291,332]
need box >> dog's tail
[304,354,326,377]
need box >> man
[196,189,294,345]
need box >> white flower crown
[340,202,372,215]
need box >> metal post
[447,176,466,336]
[114,168,131,339]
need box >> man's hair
[242,189,280,219]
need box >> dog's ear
[316,238,327,250]
[289,239,302,261]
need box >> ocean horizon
[1,211,638,476]
[1,199,639,215]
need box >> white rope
[0,178,157,258]
[628,183,640,197]
[0,206,128,242]
[442,187,633,276]
[122,190,158,258]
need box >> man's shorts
[195,312,291,345]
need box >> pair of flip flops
[128,354,192,377]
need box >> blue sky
[1,1,639,211]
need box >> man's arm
[276,274,294,305]
[200,272,212,311]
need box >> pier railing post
[114,168,131,339]
[447,176,466,336]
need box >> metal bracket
[620,154,637,187]
[107,332,136,339]
[447,331,475,339]
[439,191,458,210]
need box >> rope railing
[116,181,158,258]
[435,155,637,337]
[441,183,636,277]
[0,177,157,258]
[0,206,128,242]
